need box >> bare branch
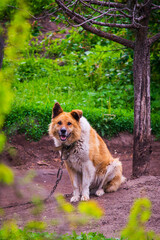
[57,0,138,29]
[56,0,135,49]
[77,0,130,18]
[149,32,160,46]
[82,0,126,9]
[71,18,136,29]
[151,3,160,10]
[7,4,61,20]
[131,1,148,29]
[135,15,146,22]
[67,7,136,28]
[141,0,151,8]
[72,0,80,12]
[80,0,132,18]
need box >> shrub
[0,0,54,20]
[121,198,160,240]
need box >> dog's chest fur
[65,139,89,172]
[54,117,93,173]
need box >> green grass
[0,229,120,240]
[4,56,134,140]
[3,27,160,141]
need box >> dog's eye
[67,122,72,126]
[57,121,62,125]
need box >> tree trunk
[132,0,152,178]
[133,26,152,177]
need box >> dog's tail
[121,175,126,183]
[113,158,126,184]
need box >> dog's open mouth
[59,133,71,142]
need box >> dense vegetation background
[1,0,160,141]
[0,1,160,239]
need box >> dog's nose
[60,127,67,134]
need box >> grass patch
[3,27,160,141]
[0,228,120,240]
[4,56,159,141]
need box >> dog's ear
[71,110,83,121]
[52,102,63,118]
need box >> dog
[49,102,126,202]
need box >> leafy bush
[0,225,116,240]
[1,198,160,239]
[0,0,30,184]
[2,17,159,140]
[3,53,159,140]
[121,198,160,240]
[0,0,54,20]
[15,58,50,82]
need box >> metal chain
[2,145,72,209]
[43,157,64,203]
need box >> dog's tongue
[60,135,67,141]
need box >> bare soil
[0,133,160,238]
[1,18,160,238]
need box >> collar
[53,142,75,151]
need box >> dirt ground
[0,133,160,238]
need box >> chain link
[43,157,64,203]
[2,145,73,209]
[44,144,74,202]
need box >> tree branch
[78,0,132,18]
[70,18,136,29]
[151,3,160,10]
[67,6,136,28]
[82,0,126,9]
[76,0,129,18]
[149,32,160,46]
[56,0,135,49]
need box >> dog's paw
[81,195,90,201]
[70,196,80,202]
[95,189,104,197]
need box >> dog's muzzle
[59,127,71,142]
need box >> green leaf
[0,163,14,185]
[78,200,104,219]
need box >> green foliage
[2,9,159,141]
[0,220,56,240]
[121,198,160,240]
[15,58,51,82]
[0,0,30,185]
[67,231,115,240]
[25,220,47,232]
[3,54,159,140]
[0,163,14,184]
[0,73,12,150]
[1,198,160,240]
[151,114,160,140]
[0,194,112,240]
[56,194,75,213]
[0,0,54,20]
[55,194,104,228]
[78,200,104,219]
[0,224,117,240]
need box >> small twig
[151,3,160,10]
[6,4,61,20]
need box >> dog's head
[49,102,83,145]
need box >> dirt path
[0,133,160,238]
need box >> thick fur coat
[49,103,125,202]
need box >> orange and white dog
[49,103,125,202]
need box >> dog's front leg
[70,172,81,202]
[64,162,81,202]
[81,162,95,201]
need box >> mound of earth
[0,132,160,238]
